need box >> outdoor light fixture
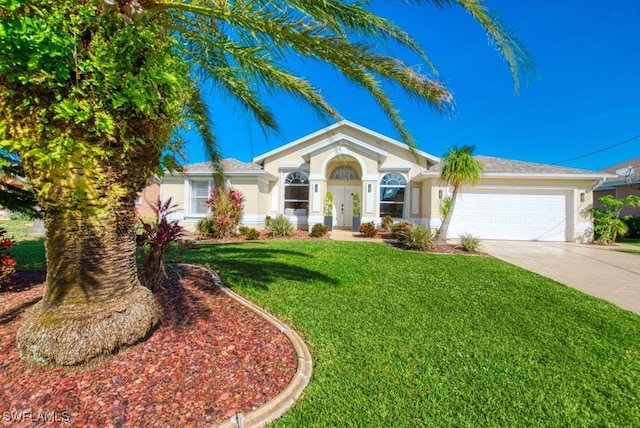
[580,192,586,202]
[368,184,372,192]
[314,184,318,193]
[438,190,443,199]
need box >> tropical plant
[199,187,245,239]
[381,214,394,230]
[138,198,185,291]
[352,193,361,217]
[623,216,640,239]
[440,196,452,221]
[459,232,481,253]
[245,228,260,241]
[324,192,334,217]
[436,146,484,245]
[0,154,40,219]
[0,0,531,366]
[310,223,329,238]
[401,224,436,250]
[390,221,412,240]
[0,226,16,289]
[238,225,251,236]
[359,221,378,238]
[267,214,294,238]
[590,195,640,244]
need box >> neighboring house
[160,120,611,242]
[135,177,161,219]
[594,157,640,217]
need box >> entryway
[328,186,360,228]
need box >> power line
[550,133,640,166]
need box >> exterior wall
[135,181,160,219]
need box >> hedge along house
[160,121,610,242]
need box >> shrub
[440,196,452,220]
[390,221,411,240]
[623,216,640,239]
[245,228,260,240]
[381,215,394,230]
[238,225,251,235]
[138,198,185,291]
[267,214,294,237]
[265,216,273,229]
[359,221,377,237]
[459,233,481,252]
[0,227,16,288]
[402,224,436,250]
[198,187,245,239]
[310,223,329,238]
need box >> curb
[179,264,312,428]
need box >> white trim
[320,148,369,181]
[411,188,420,215]
[309,174,326,181]
[414,171,611,181]
[380,163,413,172]
[252,120,439,164]
[300,133,388,161]
[279,163,310,172]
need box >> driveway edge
[180,264,312,428]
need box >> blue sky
[185,0,640,172]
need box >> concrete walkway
[481,241,640,315]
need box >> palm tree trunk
[16,167,160,366]
[436,189,459,246]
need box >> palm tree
[436,145,484,245]
[1,0,532,366]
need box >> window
[329,166,359,181]
[380,172,406,218]
[284,172,309,215]
[190,180,210,215]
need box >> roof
[253,120,440,165]
[176,159,276,179]
[417,155,611,180]
[596,157,640,189]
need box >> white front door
[329,186,360,228]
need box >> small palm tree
[436,145,483,245]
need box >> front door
[329,186,360,228]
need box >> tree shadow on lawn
[184,243,339,290]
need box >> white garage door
[448,189,568,241]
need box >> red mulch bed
[0,266,297,427]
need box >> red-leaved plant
[138,198,185,291]
[0,226,16,289]
[199,187,245,239]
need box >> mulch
[0,266,297,427]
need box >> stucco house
[594,157,640,217]
[159,120,609,242]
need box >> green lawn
[180,240,640,427]
[8,237,640,426]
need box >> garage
[447,188,569,241]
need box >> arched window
[284,172,309,215]
[329,166,359,181]
[380,172,406,218]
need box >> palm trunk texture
[16,161,160,366]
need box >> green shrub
[238,225,251,235]
[390,221,411,240]
[0,226,16,289]
[196,217,215,238]
[265,215,273,229]
[401,224,435,250]
[245,228,260,240]
[267,214,294,237]
[381,215,394,230]
[459,233,481,252]
[623,216,640,239]
[310,223,329,238]
[359,221,377,237]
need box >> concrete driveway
[481,241,640,315]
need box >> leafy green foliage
[352,193,361,217]
[138,198,185,291]
[623,216,640,239]
[590,195,640,244]
[245,228,260,241]
[238,225,251,236]
[180,241,640,427]
[400,224,436,250]
[390,220,411,240]
[440,196,452,220]
[459,232,481,252]
[359,221,377,237]
[267,214,294,238]
[310,223,329,238]
[324,192,334,217]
